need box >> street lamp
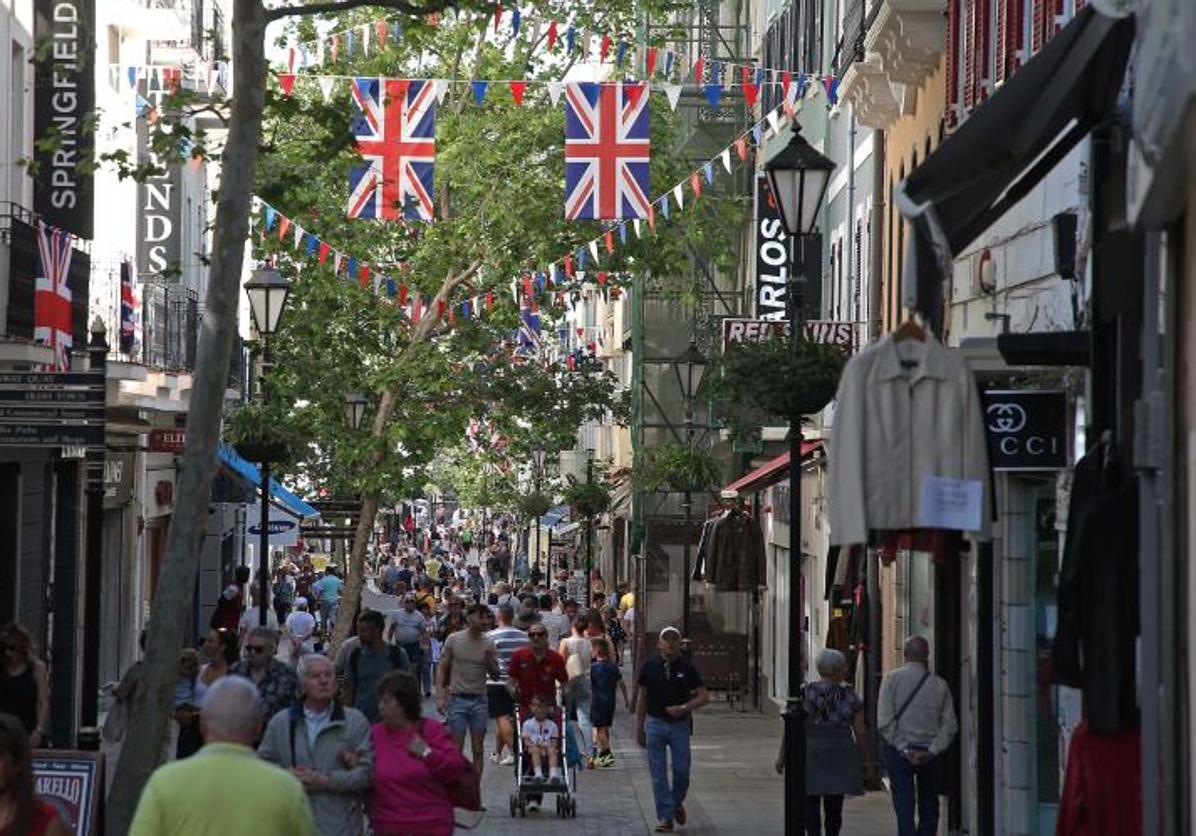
[532,442,547,578]
[344,392,368,431]
[765,128,835,836]
[244,266,292,627]
[584,440,596,611]
[672,340,706,638]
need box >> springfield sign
[722,318,857,353]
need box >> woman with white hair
[775,648,871,836]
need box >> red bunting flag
[485,291,495,311]
[277,74,296,96]
[428,13,439,27]
[600,33,611,62]
[399,283,409,304]
[277,215,291,241]
[509,81,526,106]
[318,242,330,264]
[597,271,607,285]
[648,203,656,230]
[359,264,370,290]
[603,230,614,253]
[782,71,792,100]
[693,56,704,82]
[741,67,758,107]
[735,136,748,160]
[331,36,340,64]
[494,4,503,30]
[522,275,533,298]
[690,172,701,199]
[647,47,657,75]
[576,327,584,337]
[547,19,559,50]
[437,299,446,319]
[564,254,574,277]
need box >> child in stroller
[520,694,563,784]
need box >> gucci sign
[981,390,1069,471]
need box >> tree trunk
[331,262,481,653]
[105,2,267,831]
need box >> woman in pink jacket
[371,671,471,836]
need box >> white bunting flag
[373,271,384,295]
[767,109,781,135]
[293,224,304,249]
[361,24,371,55]
[673,184,684,210]
[721,148,732,174]
[318,77,335,103]
[662,84,683,111]
[334,252,344,274]
[547,82,564,106]
[434,79,449,104]
[588,239,600,264]
[633,218,642,239]
[316,39,326,67]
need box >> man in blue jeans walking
[636,626,710,832]
[878,635,958,836]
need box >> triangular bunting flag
[277,73,296,96]
[126,66,137,89]
[781,70,792,101]
[693,56,704,82]
[618,223,627,245]
[600,33,611,62]
[705,82,721,109]
[334,252,344,274]
[565,25,576,54]
[471,80,488,104]
[752,125,763,146]
[665,50,676,77]
[318,77,335,103]
[547,82,564,106]
[293,224,304,249]
[330,35,340,64]
[564,254,574,277]
[485,291,495,311]
[603,230,614,254]
[735,135,748,160]
[318,241,330,264]
[494,4,503,32]
[346,30,355,58]
[673,184,684,210]
[827,76,840,105]
[648,203,656,229]
[399,284,409,305]
[690,172,701,199]
[360,24,370,56]
[512,7,521,37]
[359,263,370,290]
[509,81,526,105]
[663,84,682,111]
[647,47,657,75]
[703,161,714,185]
[547,19,559,50]
[305,235,319,256]
[767,109,781,134]
[434,79,449,104]
[721,148,732,173]
[264,206,278,231]
[742,66,758,107]
[376,19,388,48]
[633,218,642,238]
[660,195,670,220]
[347,256,358,281]
[597,271,607,286]
[588,239,600,264]
[616,41,628,67]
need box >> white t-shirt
[285,610,316,649]
[521,716,559,747]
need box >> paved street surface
[450,696,895,834]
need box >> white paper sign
[917,476,983,531]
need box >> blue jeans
[566,680,593,758]
[883,745,942,836]
[644,716,691,823]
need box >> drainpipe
[869,130,886,341]
[846,107,857,320]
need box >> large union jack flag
[564,82,651,220]
[348,78,436,221]
[34,222,74,371]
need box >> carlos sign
[981,390,1068,471]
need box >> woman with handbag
[775,648,871,836]
[370,671,476,836]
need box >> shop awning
[723,441,823,496]
[896,6,1134,319]
[217,443,319,520]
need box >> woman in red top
[370,671,472,836]
[0,712,68,836]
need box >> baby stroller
[508,695,578,818]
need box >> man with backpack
[342,610,410,723]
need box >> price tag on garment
[917,476,983,531]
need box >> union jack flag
[514,302,541,359]
[34,222,74,371]
[564,82,651,220]
[119,260,136,354]
[347,78,436,221]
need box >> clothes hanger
[892,317,926,343]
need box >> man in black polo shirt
[636,626,710,832]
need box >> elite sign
[981,390,1069,471]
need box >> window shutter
[945,0,961,126]
[1031,0,1047,54]
[976,0,991,101]
[994,0,1007,84]
[1009,0,1024,73]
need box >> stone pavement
[451,696,896,835]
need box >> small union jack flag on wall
[564,82,651,220]
[34,222,74,371]
[347,78,436,221]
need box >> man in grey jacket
[259,653,373,836]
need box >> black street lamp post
[673,340,706,638]
[532,443,546,578]
[244,266,292,627]
[765,127,835,836]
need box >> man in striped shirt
[487,604,531,764]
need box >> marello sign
[722,318,858,352]
[245,503,302,547]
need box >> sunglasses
[247,645,269,653]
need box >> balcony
[837,0,946,130]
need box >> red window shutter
[1009,0,1024,73]
[945,0,961,125]
[976,0,991,100]
[994,0,1007,84]
[962,0,976,111]
[1031,0,1045,53]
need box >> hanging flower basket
[636,443,721,493]
[233,440,291,463]
[710,335,846,422]
[564,480,610,519]
[225,402,297,463]
[518,491,553,519]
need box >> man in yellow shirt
[129,676,315,836]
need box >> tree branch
[264,0,484,23]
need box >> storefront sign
[32,750,102,836]
[722,317,857,352]
[136,88,182,282]
[245,503,302,547]
[148,427,186,453]
[982,390,1069,471]
[753,176,822,321]
[0,370,104,448]
[103,452,135,508]
[33,0,96,238]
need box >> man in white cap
[636,626,709,832]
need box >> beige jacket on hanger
[827,333,991,546]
